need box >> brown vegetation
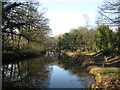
[61,50,120,88]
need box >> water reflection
[49,65,85,88]
[2,52,94,88]
[2,56,53,88]
[52,53,94,87]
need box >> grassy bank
[90,67,120,88]
[61,50,120,88]
[2,49,46,63]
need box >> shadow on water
[2,56,53,88]
[2,52,94,88]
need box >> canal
[2,53,94,88]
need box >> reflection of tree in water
[2,56,53,88]
[54,54,77,70]
[55,53,94,77]
[54,53,95,86]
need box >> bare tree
[96,0,120,27]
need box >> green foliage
[94,25,114,50]
[55,25,119,53]
[56,27,96,52]
[116,27,120,51]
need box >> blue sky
[38,0,103,36]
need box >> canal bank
[60,50,120,88]
[2,49,46,63]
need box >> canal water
[2,53,94,88]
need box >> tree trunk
[18,36,21,49]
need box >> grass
[84,51,120,88]
[89,67,120,88]
[90,67,119,79]
[82,52,96,55]
[2,48,46,63]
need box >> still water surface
[2,53,94,88]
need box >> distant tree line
[54,0,120,53]
[55,25,120,53]
[55,27,96,52]
[2,1,51,53]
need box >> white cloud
[38,0,102,36]
[45,10,95,36]
[40,0,102,3]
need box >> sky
[38,0,103,36]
